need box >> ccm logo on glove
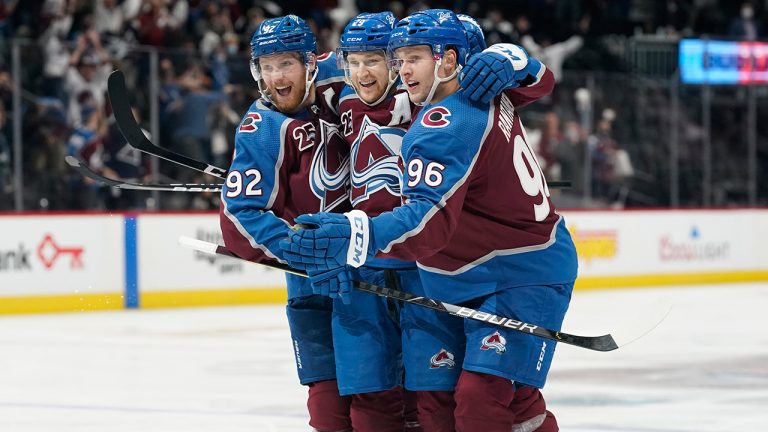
[344,210,369,268]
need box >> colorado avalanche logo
[310,119,350,211]
[429,348,456,369]
[350,116,406,205]
[480,331,507,354]
[239,112,262,133]
[421,107,451,128]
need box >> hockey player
[332,11,464,432]
[281,9,575,432]
[218,15,352,432]
[330,10,527,431]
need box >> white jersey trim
[316,75,346,87]
[221,200,290,264]
[265,118,290,209]
[380,100,497,254]
[416,215,563,275]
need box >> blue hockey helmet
[457,14,487,56]
[249,15,318,106]
[387,9,470,67]
[337,12,398,106]
[338,12,396,56]
[250,15,317,61]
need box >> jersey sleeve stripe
[265,118,291,209]
[530,63,547,87]
[416,215,563,275]
[380,103,497,254]
[221,200,290,263]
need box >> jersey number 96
[407,159,445,188]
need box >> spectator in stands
[729,2,761,40]
[164,62,227,183]
[0,0,18,40]
[41,0,73,102]
[554,120,587,198]
[65,28,111,127]
[0,102,11,208]
[538,111,561,177]
[521,32,583,83]
[135,0,187,47]
[102,106,149,210]
[480,8,515,45]
[95,0,129,35]
[589,113,633,207]
[66,105,108,209]
[23,99,69,209]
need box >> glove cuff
[344,209,370,268]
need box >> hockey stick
[108,70,227,179]
[178,236,653,352]
[65,156,222,192]
[108,70,572,189]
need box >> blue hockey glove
[460,44,543,104]
[279,210,373,271]
[307,266,353,304]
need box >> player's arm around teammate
[282,9,576,432]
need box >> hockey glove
[279,210,373,271]
[460,44,543,104]
[307,266,353,304]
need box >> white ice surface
[1,283,767,431]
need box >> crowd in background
[0,0,765,211]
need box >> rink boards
[1,209,767,314]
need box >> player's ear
[442,47,459,76]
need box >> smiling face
[258,52,314,113]
[346,50,391,104]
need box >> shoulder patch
[421,106,451,128]
[239,112,263,133]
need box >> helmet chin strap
[300,65,319,108]
[416,59,461,106]
[343,64,398,107]
[251,60,273,103]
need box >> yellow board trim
[0,293,125,315]
[3,272,768,314]
[140,287,287,309]
[576,271,768,290]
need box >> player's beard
[268,79,308,114]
